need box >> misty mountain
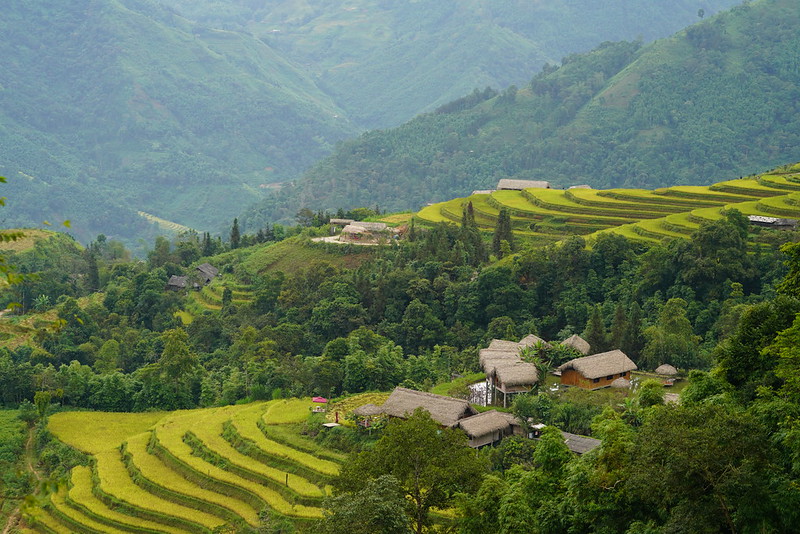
[241,0,800,227]
[158,0,741,129]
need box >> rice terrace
[415,162,800,247]
[21,399,345,533]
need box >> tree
[492,208,514,258]
[323,475,412,534]
[628,404,781,533]
[335,409,487,534]
[230,218,241,249]
[582,305,607,354]
[641,298,700,369]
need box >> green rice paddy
[414,166,800,247]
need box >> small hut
[558,350,637,390]
[610,377,631,389]
[455,411,522,448]
[655,364,678,376]
[561,334,591,355]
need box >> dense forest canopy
[243,0,800,228]
[2,194,800,531]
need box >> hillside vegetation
[0,0,355,243]
[245,0,800,226]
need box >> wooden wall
[560,369,630,390]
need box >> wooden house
[493,361,538,408]
[455,410,523,448]
[558,349,637,390]
[479,335,542,406]
[748,215,798,230]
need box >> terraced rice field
[188,277,254,313]
[25,400,342,533]
[415,166,800,247]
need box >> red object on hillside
[312,396,328,403]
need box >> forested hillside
[244,0,800,228]
[0,0,355,244]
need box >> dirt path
[1,426,42,534]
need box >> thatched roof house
[562,334,591,355]
[530,425,602,455]
[166,275,188,290]
[455,410,522,448]
[356,222,388,232]
[494,361,538,391]
[480,335,546,406]
[371,387,477,427]
[497,179,551,190]
[558,349,637,390]
[196,263,219,284]
[352,403,384,417]
[518,334,548,348]
[655,364,678,376]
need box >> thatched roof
[197,263,219,278]
[518,334,548,348]
[356,222,388,232]
[479,348,520,367]
[378,387,477,427]
[342,224,367,234]
[655,364,678,376]
[352,403,384,416]
[561,431,601,454]
[330,218,355,225]
[562,334,591,355]
[495,361,538,387]
[456,410,519,438]
[610,377,631,389]
[558,349,637,379]
[487,339,520,351]
[497,179,551,190]
[167,275,188,289]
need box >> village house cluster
[347,333,672,453]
